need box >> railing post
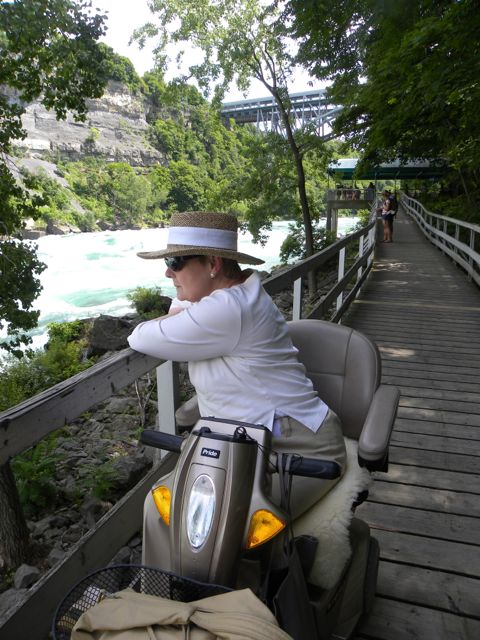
[469,228,475,280]
[336,247,346,314]
[292,277,302,320]
[156,360,180,450]
[357,234,364,282]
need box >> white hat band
[168,226,237,250]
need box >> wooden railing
[402,194,480,287]
[0,212,378,639]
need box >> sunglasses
[164,255,201,272]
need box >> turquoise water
[9,218,358,349]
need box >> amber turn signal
[246,509,286,549]
[152,485,171,525]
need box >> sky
[91,0,321,102]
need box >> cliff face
[9,80,163,167]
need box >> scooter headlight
[186,474,216,549]
[152,485,171,525]
[246,509,286,549]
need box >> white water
[8,218,358,350]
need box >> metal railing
[402,194,480,287]
[0,212,378,639]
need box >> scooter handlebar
[277,454,341,479]
[140,429,183,453]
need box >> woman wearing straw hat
[128,211,346,562]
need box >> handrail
[401,194,480,287]
[0,212,378,639]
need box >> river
[9,218,359,350]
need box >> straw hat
[137,211,264,265]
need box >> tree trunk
[0,462,31,569]
[273,91,316,293]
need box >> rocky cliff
[7,80,163,167]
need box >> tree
[0,0,108,570]
[135,0,322,258]
[0,0,108,355]
[288,0,480,207]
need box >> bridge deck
[343,210,480,638]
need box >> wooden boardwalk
[342,210,480,639]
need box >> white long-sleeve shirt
[128,272,328,432]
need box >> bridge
[1,196,480,638]
[221,88,341,137]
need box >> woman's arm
[128,291,242,361]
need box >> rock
[110,454,151,492]
[48,547,67,567]
[8,80,163,166]
[0,588,27,620]
[110,546,131,565]
[80,497,111,528]
[104,397,138,414]
[13,564,41,589]
[46,219,81,235]
[86,314,137,356]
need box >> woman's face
[166,256,218,302]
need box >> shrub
[128,286,170,318]
[11,434,60,517]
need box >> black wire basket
[52,564,232,640]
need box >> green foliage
[280,220,336,263]
[85,126,101,145]
[134,1,330,255]
[0,320,93,411]
[11,434,60,517]
[0,0,108,353]
[128,286,170,319]
[97,43,145,94]
[289,0,480,207]
[76,460,117,501]
[19,167,79,226]
[61,160,154,227]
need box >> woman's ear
[209,256,223,276]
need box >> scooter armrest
[358,385,399,470]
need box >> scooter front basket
[52,563,232,640]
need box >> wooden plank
[389,445,480,474]
[398,396,480,416]
[396,406,480,427]
[390,432,480,457]
[393,418,480,441]
[379,351,480,370]
[377,463,480,494]
[357,595,480,639]
[372,529,480,576]
[369,480,480,517]
[383,372,480,391]
[395,386,480,404]
[377,339,480,358]
[382,360,480,378]
[377,561,480,618]
[356,501,480,545]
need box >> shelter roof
[328,158,446,180]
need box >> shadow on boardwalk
[342,210,480,639]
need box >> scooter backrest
[287,319,381,440]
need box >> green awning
[328,158,447,180]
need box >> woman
[379,194,393,242]
[128,211,346,533]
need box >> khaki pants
[271,410,347,519]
